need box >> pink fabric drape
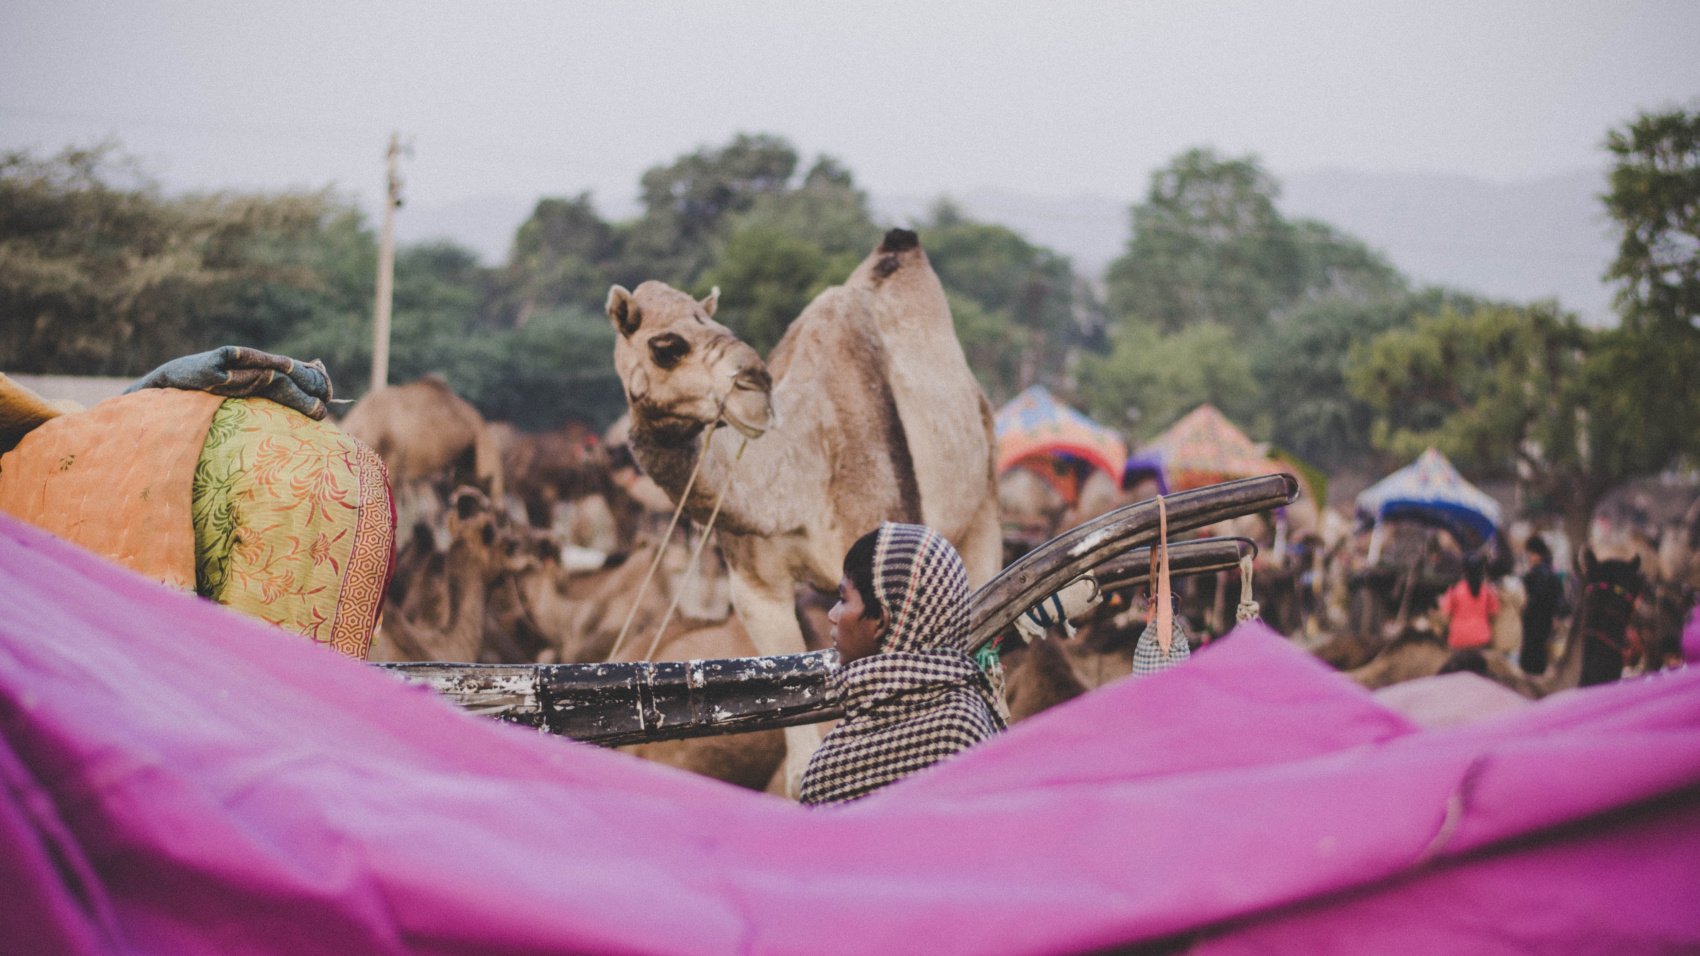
[2,510,1696,955]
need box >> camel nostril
[733,367,771,392]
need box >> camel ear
[699,286,719,318]
[607,285,640,337]
[1581,547,1597,577]
[1629,553,1641,575]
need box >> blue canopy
[1355,448,1503,545]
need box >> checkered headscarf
[799,523,1005,806]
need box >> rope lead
[1236,552,1261,623]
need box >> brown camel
[368,490,519,663]
[340,377,505,529]
[608,229,1001,790]
[492,540,683,665]
[500,421,642,549]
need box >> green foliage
[616,133,799,288]
[277,242,625,430]
[1599,106,1700,467]
[1084,147,1414,468]
[698,226,829,355]
[0,144,332,375]
[1604,106,1700,335]
[698,156,880,354]
[917,200,1081,402]
[1347,303,1584,470]
[921,200,1076,337]
[501,193,618,320]
[1251,288,1483,471]
[1105,148,1401,334]
[1343,301,1656,538]
[1076,320,1259,444]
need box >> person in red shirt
[1439,553,1500,650]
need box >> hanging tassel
[1236,552,1261,623]
[1156,495,1173,656]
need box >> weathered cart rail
[381,474,1297,745]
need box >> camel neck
[632,423,810,538]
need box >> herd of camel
[330,228,1696,797]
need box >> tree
[502,193,619,320]
[1600,105,1700,465]
[1605,106,1700,335]
[1346,302,1632,546]
[1105,148,1401,335]
[0,144,332,376]
[1076,320,1260,444]
[616,133,798,287]
[696,226,828,355]
[1252,288,1481,471]
[697,156,881,354]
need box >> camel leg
[726,564,820,798]
[956,492,1005,589]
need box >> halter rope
[641,436,749,661]
[605,398,748,663]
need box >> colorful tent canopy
[4,510,1699,954]
[1356,447,1504,545]
[994,386,1126,490]
[1141,404,1281,492]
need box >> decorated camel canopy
[1140,403,1281,492]
[994,385,1126,503]
[1355,447,1503,546]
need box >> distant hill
[396,168,1622,324]
[1280,166,1617,324]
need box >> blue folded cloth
[125,347,334,420]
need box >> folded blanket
[192,397,393,658]
[0,390,392,657]
[125,346,334,420]
[0,388,227,591]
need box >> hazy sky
[3,1,1698,219]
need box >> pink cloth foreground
[2,511,1697,956]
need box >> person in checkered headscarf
[799,522,1006,806]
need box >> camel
[492,539,687,665]
[499,421,643,550]
[607,228,1001,790]
[368,490,521,663]
[341,377,505,532]
[479,536,786,790]
[1001,635,1090,722]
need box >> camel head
[607,281,773,445]
[446,487,534,583]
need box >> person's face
[829,575,886,664]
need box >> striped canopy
[995,386,1126,491]
[1141,404,1281,492]
[1356,447,1503,544]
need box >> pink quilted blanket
[2,510,1696,955]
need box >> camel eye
[648,333,691,370]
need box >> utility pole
[370,132,405,393]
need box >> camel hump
[879,228,920,254]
